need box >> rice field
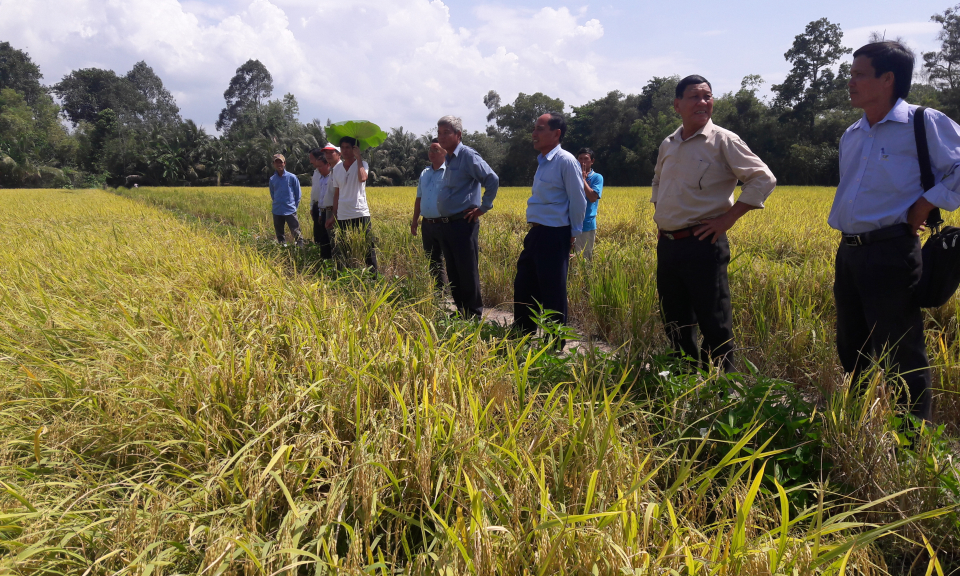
[114,184,960,413]
[0,187,957,574]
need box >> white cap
[322,143,340,152]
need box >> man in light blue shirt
[436,115,500,318]
[308,146,335,259]
[411,138,448,290]
[512,112,587,344]
[831,41,960,421]
[268,153,304,247]
[574,147,604,261]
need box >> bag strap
[915,106,944,230]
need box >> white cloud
[0,0,685,135]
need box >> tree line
[4,8,960,189]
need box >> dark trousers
[656,234,735,371]
[334,216,378,272]
[272,213,303,245]
[834,234,931,420]
[421,220,448,290]
[439,218,482,317]
[310,203,334,259]
[513,224,571,336]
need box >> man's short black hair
[430,137,440,145]
[339,136,358,147]
[546,112,567,142]
[577,148,595,161]
[309,147,324,159]
[675,75,712,99]
[853,41,915,103]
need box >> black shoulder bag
[914,106,960,308]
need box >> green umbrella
[325,120,388,150]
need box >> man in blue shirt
[574,147,604,261]
[512,112,587,343]
[411,138,448,290]
[436,115,500,318]
[268,153,304,247]
[831,41,960,421]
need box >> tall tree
[125,61,180,129]
[53,68,141,125]
[772,18,851,129]
[483,89,502,138]
[488,91,565,185]
[216,59,273,133]
[924,4,960,119]
[0,41,46,106]
[622,76,680,185]
[0,87,78,187]
[567,90,643,186]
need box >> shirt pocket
[442,166,459,190]
[686,160,711,190]
[878,152,921,193]
[535,171,564,201]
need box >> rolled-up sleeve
[467,152,500,212]
[562,155,587,236]
[723,137,776,208]
[923,110,960,212]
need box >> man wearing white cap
[309,144,338,259]
[268,153,304,247]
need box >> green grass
[0,188,957,574]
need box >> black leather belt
[424,210,468,224]
[841,223,911,246]
[658,225,701,240]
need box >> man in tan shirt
[651,74,776,371]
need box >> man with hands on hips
[435,115,500,318]
[651,74,776,372]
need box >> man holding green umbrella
[326,136,377,271]
[324,121,387,272]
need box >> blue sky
[0,0,952,135]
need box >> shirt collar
[447,142,464,158]
[670,119,715,142]
[539,144,562,162]
[881,98,909,124]
[854,98,909,131]
[428,163,446,173]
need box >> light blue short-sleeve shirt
[416,164,446,219]
[582,171,604,232]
